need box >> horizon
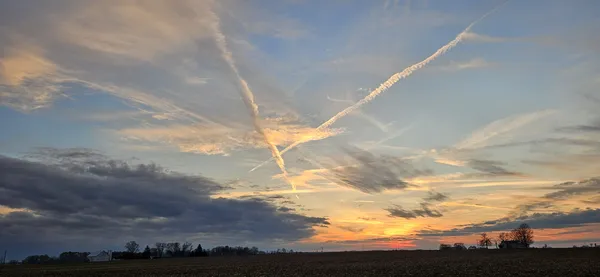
[1,0,599,261]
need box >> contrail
[249,2,507,173]
[210,14,295,192]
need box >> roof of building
[88,251,109,257]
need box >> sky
[1,0,600,260]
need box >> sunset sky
[1,0,599,259]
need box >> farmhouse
[88,251,112,262]
[498,240,528,249]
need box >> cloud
[0,0,307,143]
[430,158,524,180]
[438,58,495,71]
[419,208,600,237]
[228,3,310,40]
[386,203,443,219]
[324,236,416,245]
[57,0,216,62]
[462,31,509,43]
[0,43,67,112]
[544,178,600,200]
[453,110,558,151]
[338,226,366,233]
[430,110,558,168]
[119,116,343,155]
[512,178,600,215]
[0,149,329,257]
[327,147,432,194]
[558,119,600,133]
[385,189,447,220]
[248,3,508,172]
[423,191,449,202]
[466,159,522,177]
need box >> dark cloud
[328,147,432,194]
[513,178,600,215]
[386,203,443,219]
[0,149,329,258]
[419,208,600,237]
[544,178,600,200]
[277,206,295,212]
[383,190,448,220]
[466,159,521,176]
[513,201,555,215]
[557,120,600,133]
[423,191,449,202]
[338,226,365,233]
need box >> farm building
[88,251,112,262]
[498,240,528,249]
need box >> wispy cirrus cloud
[437,58,495,71]
[0,0,301,131]
[462,31,509,43]
[454,109,558,151]
[430,109,559,170]
[118,116,343,156]
[0,42,68,112]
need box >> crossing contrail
[210,14,295,191]
[249,2,508,173]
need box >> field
[3,248,600,276]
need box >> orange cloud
[118,118,343,155]
[0,43,66,111]
[58,0,217,62]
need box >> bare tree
[498,232,508,242]
[125,241,140,253]
[182,242,193,257]
[511,223,534,247]
[166,242,181,257]
[478,233,492,248]
[155,242,166,257]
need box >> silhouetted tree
[155,242,166,257]
[23,255,56,264]
[142,246,151,258]
[125,241,140,253]
[209,245,261,256]
[498,232,508,242]
[166,242,181,257]
[193,244,208,257]
[182,242,193,257]
[59,252,89,263]
[511,223,534,247]
[478,233,492,248]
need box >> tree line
[14,241,298,264]
[441,223,535,250]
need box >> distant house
[88,251,112,262]
[499,240,528,249]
